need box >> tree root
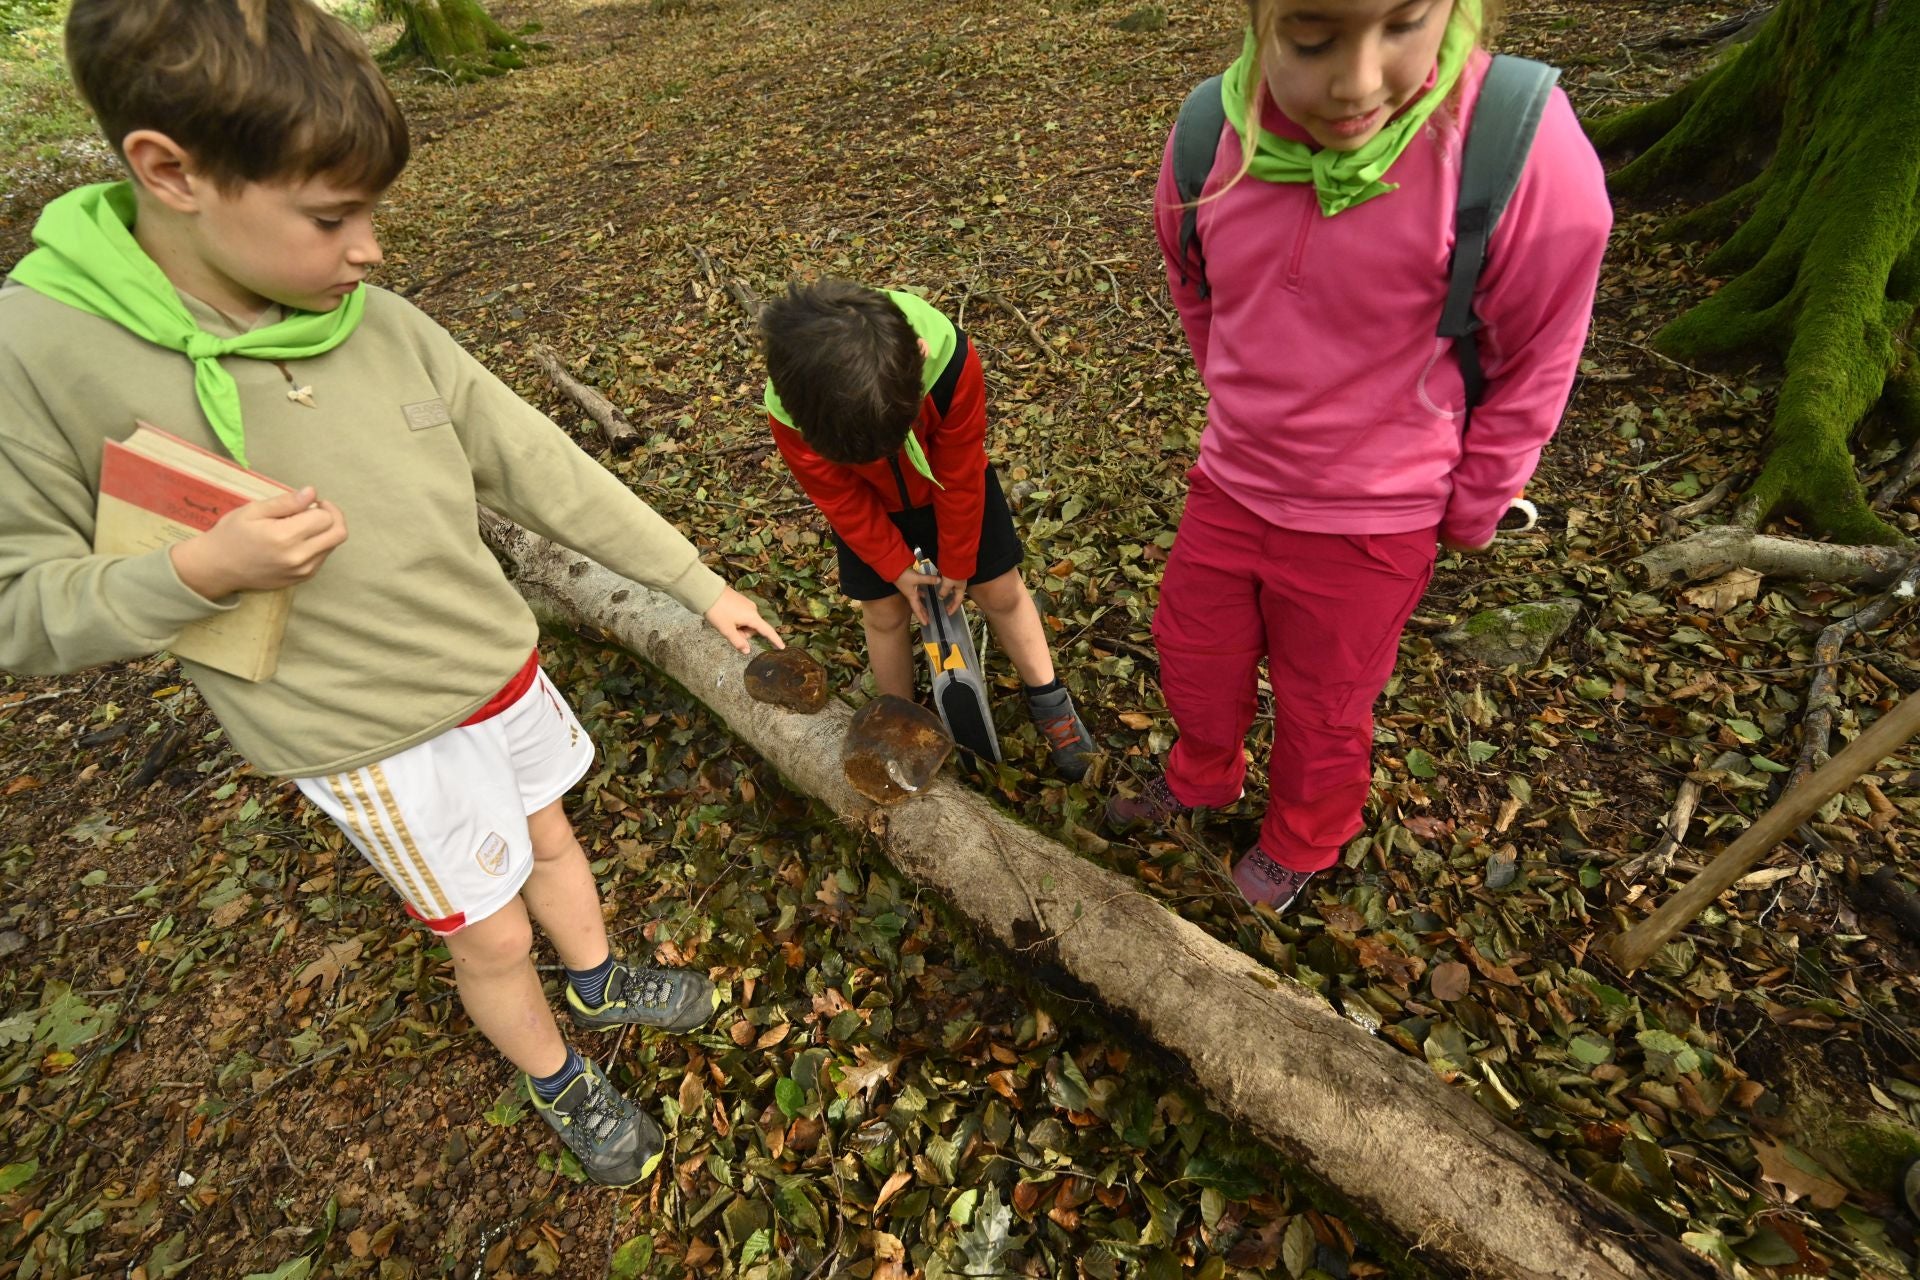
[1791,555,1920,787]
[1659,476,1735,534]
[1635,526,1911,588]
[1875,435,1920,510]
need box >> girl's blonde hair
[1210,0,1506,200]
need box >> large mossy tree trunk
[1588,0,1920,545]
[380,0,527,77]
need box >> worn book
[93,422,293,682]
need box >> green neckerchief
[763,288,956,487]
[9,181,365,467]
[1221,0,1476,217]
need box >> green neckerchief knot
[1221,0,1477,217]
[9,181,365,467]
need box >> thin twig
[1791,555,1920,787]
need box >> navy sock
[531,1046,586,1102]
[568,954,615,1007]
[1024,678,1062,699]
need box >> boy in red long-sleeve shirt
[760,279,1094,780]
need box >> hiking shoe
[1231,847,1316,913]
[528,1058,663,1188]
[1026,686,1095,781]
[1103,772,1195,834]
[567,960,720,1034]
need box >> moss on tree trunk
[1587,0,1920,545]
[381,0,527,77]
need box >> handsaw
[912,552,1001,763]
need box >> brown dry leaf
[1353,935,1425,987]
[1751,1138,1849,1209]
[293,937,362,993]
[209,893,254,930]
[678,1070,705,1117]
[1117,712,1153,730]
[1429,961,1470,1002]
[836,1045,900,1100]
[1680,567,1762,613]
[4,776,41,795]
[754,1023,792,1050]
[873,1169,913,1214]
[729,1020,756,1047]
[869,1230,905,1262]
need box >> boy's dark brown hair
[66,0,409,193]
[760,279,924,465]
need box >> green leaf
[1749,754,1789,773]
[1282,1214,1316,1278]
[739,1228,772,1268]
[242,1259,312,1280]
[1466,740,1499,764]
[948,1186,979,1226]
[1405,748,1437,779]
[0,1160,36,1194]
[775,1074,805,1119]
[1635,1029,1689,1055]
[79,868,107,887]
[609,1235,654,1280]
[1568,1034,1614,1065]
[1725,719,1764,743]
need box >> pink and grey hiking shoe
[1231,847,1316,913]
[1103,772,1196,834]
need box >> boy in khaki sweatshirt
[0,0,780,1186]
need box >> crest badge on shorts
[475,832,509,877]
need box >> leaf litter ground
[1,0,1918,1276]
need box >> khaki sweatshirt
[0,282,724,777]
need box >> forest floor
[1,0,1918,1277]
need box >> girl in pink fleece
[1105,0,1610,911]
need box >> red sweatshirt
[769,309,989,584]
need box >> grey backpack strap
[1171,74,1227,300]
[1439,54,1560,410]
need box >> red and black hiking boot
[1103,772,1196,834]
[1231,847,1316,913]
[1025,686,1095,780]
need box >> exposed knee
[967,571,1026,614]
[449,909,534,976]
[861,596,911,636]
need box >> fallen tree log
[483,515,1715,1280]
[1635,526,1909,588]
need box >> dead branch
[1792,555,1920,786]
[977,291,1063,364]
[1613,689,1920,972]
[529,344,641,454]
[1873,436,1920,510]
[1658,477,1734,535]
[1619,775,1702,881]
[1635,525,1910,589]
[693,246,764,321]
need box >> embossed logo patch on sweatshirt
[403,399,452,431]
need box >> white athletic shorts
[294,654,594,935]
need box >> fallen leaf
[873,1169,913,1213]
[1429,962,1470,1002]
[1680,567,1762,613]
[293,938,363,993]
[1751,1138,1849,1209]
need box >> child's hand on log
[704,586,783,654]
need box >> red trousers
[1152,470,1437,872]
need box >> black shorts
[833,466,1025,601]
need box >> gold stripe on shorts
[343,770,446,919]
[324,773,423,912]
[370,763,454,920]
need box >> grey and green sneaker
[566,959,720,1034]
[528,1058,663,1188]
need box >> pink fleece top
[1155,51,1612,547]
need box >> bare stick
[1658,477,1733,535]
[1873,435,1920,510]
[1635,525,1910,589]
[977,292,1063,364]
[530,344,640,453]
[1612,689,1920,972]
[1618,775,1702,881]
[692,247,763,320]
[1792,557,1920,785]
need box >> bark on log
[1635,525,1910,588]
[483,518,1713,1279]
[530,344,641,453]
